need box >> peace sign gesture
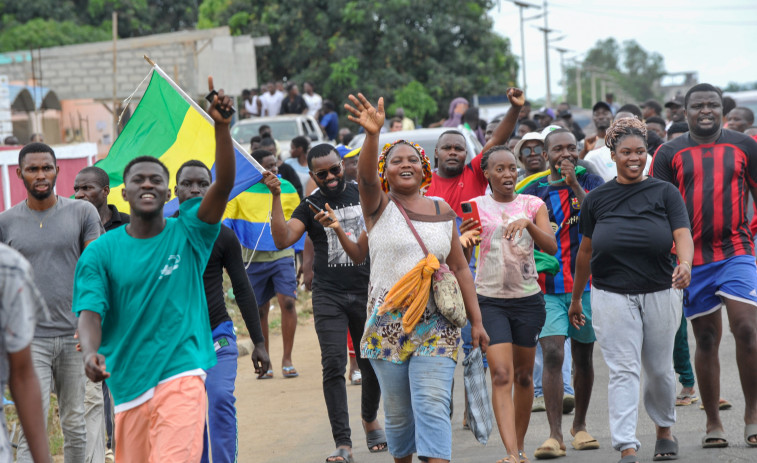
[344,93,385,136]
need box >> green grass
[4,390,64,457]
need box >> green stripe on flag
[97,71,191,186]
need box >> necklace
[26,198,58,228]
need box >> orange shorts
[114,375,206,463]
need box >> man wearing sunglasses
[263,143,386,462]
[515,131,548,182]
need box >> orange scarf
[378,253,440,333]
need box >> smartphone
[460,201,480,224]
[205,90,236,119]
[305,198,323,213]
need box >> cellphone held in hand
[205,90,235,119]
[305,198,324,213]
[460,201,481,225]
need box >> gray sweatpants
[591,286,681,452]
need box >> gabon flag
[97,64,264,216]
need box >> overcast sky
[489,0,757,105]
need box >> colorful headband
[377,140,433,193]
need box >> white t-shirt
[303,93,323,117]
[244,95,260,116]
[584,146,651,182]
[260,92,284,117]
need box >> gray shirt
[0,197,102,337]
[0,243,47,462]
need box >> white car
[231,115,327,159]
[349,127,483,168]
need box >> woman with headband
[568,117,694,463]
[345,93,489,463]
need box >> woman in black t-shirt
[568,118,694,463]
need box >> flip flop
[325,447,353,463]
[618,455,640,463]
[518,450,531,463]
[365,428,388,453]
[496,456,518,463]
[675,393,698,406]
[745,423,757,447]
[652,436,678,461]
[701,429,728,448]
[257,369,273,380]
[698,398,731,410]
[534,438,566,459]
[282,366,299,378]
[570,429,600,450]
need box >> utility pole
[541,0,552,108]
[510,1,540,95]
[112,11,118,140]
[575,64,582,107]
[553,47,569,103]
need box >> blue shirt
[320,112,339,141]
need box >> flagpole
[142,55,263,174]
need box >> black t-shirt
[277,162,304,199]
[580,177,690,294]
[291,182,370,292]
[280,95,308,115]
[171,213,264,343]
[103,204,130,231]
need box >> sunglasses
[313,162,343,180]
[521,146,544,156]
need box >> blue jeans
[17,336,87,463]
[370,356,456,461]
[202,321,239,463]
[533,338,574,397]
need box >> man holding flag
[73,77,237,462]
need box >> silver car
[349,127,483,168]
[231,115,327,159]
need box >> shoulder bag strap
[389,194,429,256]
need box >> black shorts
[478,293,546,347]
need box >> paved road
[236,309,755,462]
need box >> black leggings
[312,289,381,448]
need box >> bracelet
[681,261,691,270]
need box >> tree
[0,0,199,52]
[388,80,438,123]
[198,0,518,124]
[564,38,665,108]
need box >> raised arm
[198,76,236,224]
[262,171,307,249]
[482,88,525,153]
[344,93,388,224]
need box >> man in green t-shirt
[73,78,236,462]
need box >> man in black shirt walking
[264,144,385,463]
[175,160,270,463]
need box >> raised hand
[262,171,281,196]
[344,93,385,136]
[507,87,525,107]
[207,76,234,126]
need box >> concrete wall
[0,27,258,101]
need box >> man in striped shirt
[651,83,757,448]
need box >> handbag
[463,347,493,445]
[391,197,468,328]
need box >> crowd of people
[1,74,757,463]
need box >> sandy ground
[236,311,756,463]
